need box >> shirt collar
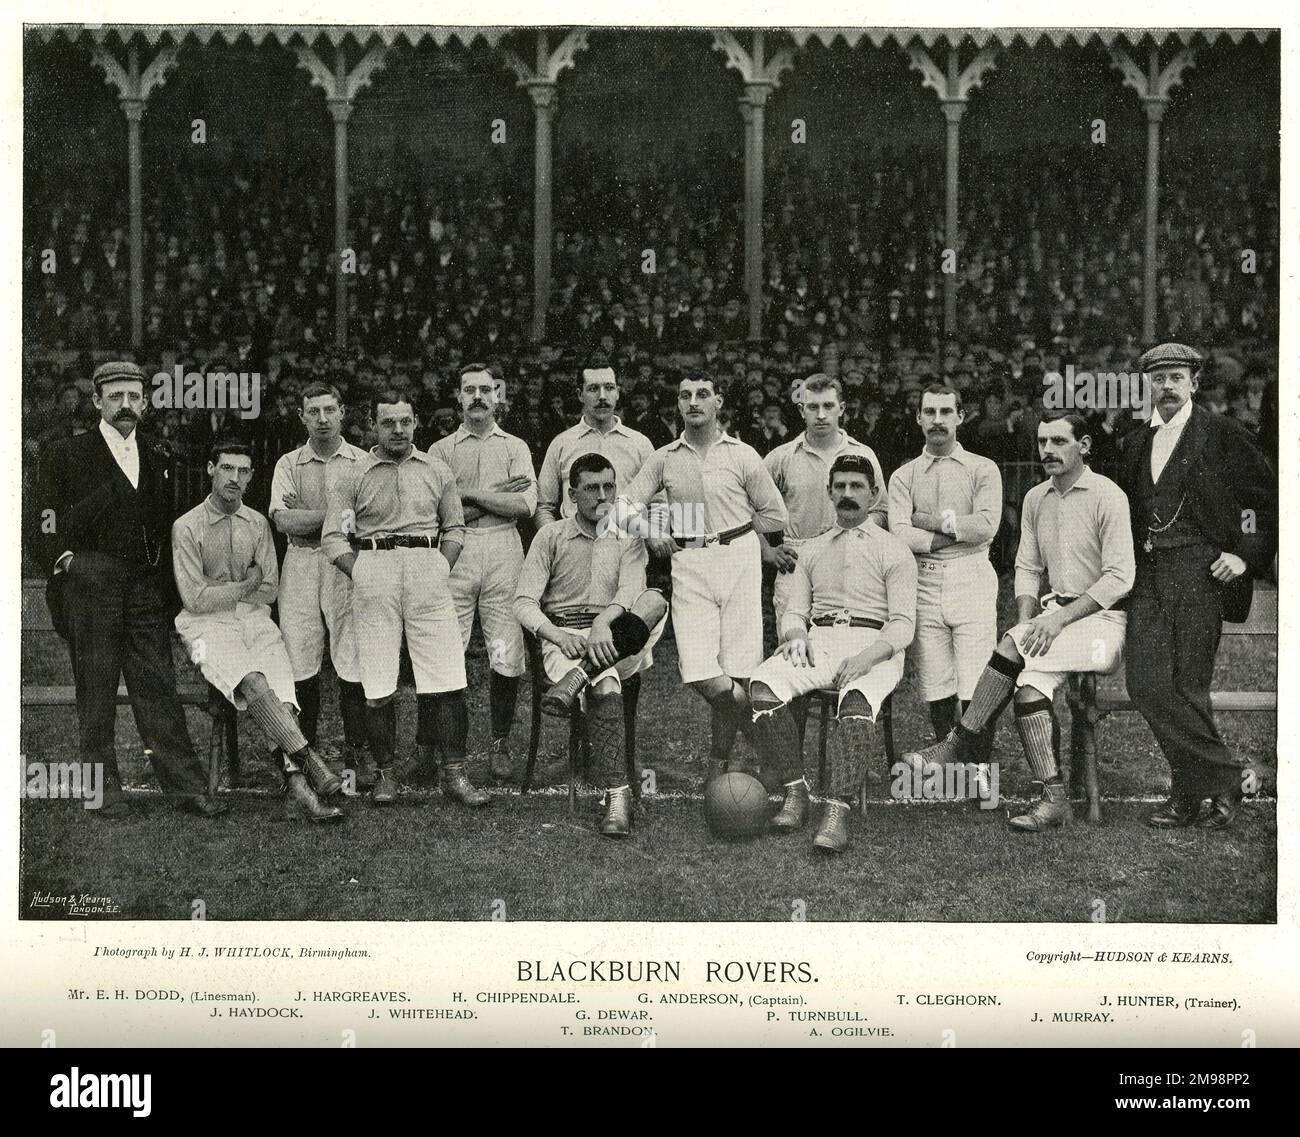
[368,445,429,465]
[1045,465,1097,496]
[667,430,738,453]
[296,439,363,465]
[575,416,629,437]
[830,517,876,537]
[455,422,507,442]
[562,515,599,541]
[1150,398,1194,432]
[99,419,137,449]
[794,429,849,455]
[202,496,256,525]
[920,441,968,467]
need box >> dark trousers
[1125,547,1241,800]
[63,552,206,797]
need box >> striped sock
[247,691,309,755]
[1014,696,1059,781]
[958,653,1022,736]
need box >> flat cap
[1137,342,1203,372]
[92,360,147,390]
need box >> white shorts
[750,625,905,720]
[351,546,467,700]
[771,536,809,625]
[539,606,669,691]
[1008,609,1127,698]
[277,542,360,683]
[449,525,526,678]
[175,603,298,710]
[670,529,763,684]
[913,554,999,702]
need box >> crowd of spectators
[24,138,1279,507]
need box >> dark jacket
[36,426,180,581]
[1119,403,1276,622]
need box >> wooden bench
[21,579,241,794]
[1065,583,1277,823]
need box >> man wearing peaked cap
[36,360,227,819]
[1120,341,1275,832]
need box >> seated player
[748,454,917,853]
[172,442,343,822]
[902,412,1134,831]
[514,453,668,837]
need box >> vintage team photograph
[19,22,1279,922]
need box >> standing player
[322,397,490,809]
[888,385,1002,748]
[903,413,1134,831]
[534,355,654,526]
[514,454,669,837]
[615,375,789,778]
[429,364,538,782]
[269,383,372,787]
[765,373,887,624]
[750,455,916,853]
[173,442,342,822]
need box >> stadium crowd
[23,140,1279,495]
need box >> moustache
[836,498,861,509]
[114,408,138,419]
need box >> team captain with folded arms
[47,343,1273,842]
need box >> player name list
[25,941,1265,1047]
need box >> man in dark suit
[1120,343,1276,831]
[37,361,226,819]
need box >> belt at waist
[287,536,321,549]
[350,534,438,551]
[917,553,988,570]
[546,609,600,629]
[1045,593,1128,613]
[670,521,753,548]
[810,614,884,629]
[462,522,518,534]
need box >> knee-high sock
[957,652,1023,739]
[568,613,653,683]
[751,700,802,784]
[367,700,397,768]
[731,680,755,746]
[706,682,743,767]
[294,674,321,745]
[489,672,519,741]
[828,716,873,804]
[427,691,468,764]
[586,691,627,790]
[338,679,367,749]
[247,691,309,756]
[960,699,996,763]
[929,695,958,742]
[622,672,642,746]
[1014,694,1060,781]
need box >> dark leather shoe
[1147,796,1202,829]
[371,768,398,805]
[300,748,343,798]
[184,795,230,818]
[600,785,633,838]
[542,667,589,717]
[284,773,343,822]
[1196,793,1240,830]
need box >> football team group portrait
[18,24,1279,922]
